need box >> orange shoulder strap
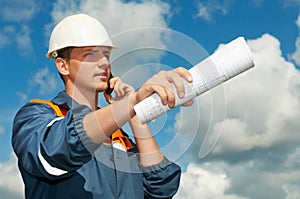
[30,98,133,150]
[30,99,64,117]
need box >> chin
[96,85,108,93]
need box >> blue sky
[1,0,300,198]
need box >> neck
[66,86,98,111]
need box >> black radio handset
[105,72,114,94]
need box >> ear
[55,58,69,76]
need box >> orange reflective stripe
[30,99,132,150]
[111,129,133,150]
[30,99,64,117]
[30,99,133,151]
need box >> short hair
[55,47,74,61]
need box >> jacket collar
[51,91,79,110]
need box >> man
[12,14,193,198]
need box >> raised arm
[82,67,193,144]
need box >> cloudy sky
[1,0,300,198]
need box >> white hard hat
[46,13,117,59]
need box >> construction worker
[12,14,193,198]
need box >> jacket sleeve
[12,102,100,180]
[142,157,181,199]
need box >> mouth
[95,71,108,80]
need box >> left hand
[104,77,134,104]
[130,67,193,108]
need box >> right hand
[104,76,134,104]
[131,67,193,108]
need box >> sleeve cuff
[141,157,171,174]
[72,104,101,153]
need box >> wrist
[107,94,135,127]
[128,93,138,116]
[127,93,138,118]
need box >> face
[66,46,111,93]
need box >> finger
[166,70,186,99]
[138,83,168,105]
[171,67,194,99]
[165,86,176,108]
[112,78,123,97]
[181,99,193,106]
[124,85,134,95]
[113,81,121,97]
[174,67,193,83]
[116,90,125,97]
[109,77,120,90]
[114,83,134,98]
[150,84,169,105]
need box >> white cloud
[211,34,300,154]
[0,1,38,58]
[173,34,300,157]
[175,163,249,199]
[0,154,24,199]
[16,25,34,58]
[176,159,300,199]
[195,0,232,22]
[0,24,34,58]
[292,14,300,65]
[195,2,213,22]
[31,67,60,95]
[170,33,300,198]
[0,26,15,50]
[283,184,300,199]
[292,37,300,65]
[0,0,38,22]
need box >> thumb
[104,92,112,104]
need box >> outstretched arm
[82,67,193,144]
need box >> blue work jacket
[12,91,181,199]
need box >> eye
[103,52,110,60]
[83,49,110,61]
[85,51,96,57]
[105,54,110,60]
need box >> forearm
[82,66,193,145]
[129,116,164,167]
[83,95,135,144]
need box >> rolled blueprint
[133,37,255,124]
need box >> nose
[97,56,110,69]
